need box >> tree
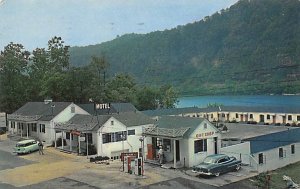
[105,74,136,103]
[135,86,159,110]
[0,43,30,113]
[38,36,71,100]
[158,85,179,109]
[28,48,48,101]
[47,36,70,72]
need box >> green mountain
[70,0,300,95]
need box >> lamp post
[139,136,144,176]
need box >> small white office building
[143,116,221,168]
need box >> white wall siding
[220,142,251,164]
[253,143,300,173]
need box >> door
[176,140,180,161]
[214,137,218,154]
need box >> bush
[90,156,110,162]
[275,123,281,126]
[298,123,300,127]
[0,130,5,135]
[285,123,291,126]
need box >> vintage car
[13,139,39,155]
[192,154,241,177]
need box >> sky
[0,0,238,51]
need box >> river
[177,95,300,108]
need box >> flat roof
[221,123,297,140]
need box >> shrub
[285,123,291,126]
[275,123,281,126]
[90,156,110,162]
[298,123,300,127]
[0,130,5,135]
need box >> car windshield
[203,156,216,164]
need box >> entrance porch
[142,125,189,168]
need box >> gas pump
[134,157,142,176]
[124,156,135,173]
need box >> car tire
[235,164,241,171]
[215,172,220,177]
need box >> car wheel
[235,164,241,171]
[215,172,220,177]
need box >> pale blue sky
[0,0,238,50]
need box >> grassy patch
[251,161,300,189]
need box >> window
[32,123,37,132]
[203,123,207,129]
[163,139,171,152]
[288,115,292,121]
[250,114,253,119]
[236,113,239,118]
[218,157,229,163]
[111,121,114,125]
[102,131,126,144]
[267,115,270,120]
[102,133,111,144]
[297,115,300,121]
[291,144,295,154]
[279,148,283,158]
[258,153,264,164]
[194,139,207,153]
[39,124,45,133]
[128,129,135,136]
[210,114,213,118]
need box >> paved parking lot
[0,136,258,189]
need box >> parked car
[14,139,39,155]
[192,154,241,177]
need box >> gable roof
[78,102,138,115]
[113,112,155,127]
[143,116,208,139]
[8,102,72,121]
[55,114,111,131]
[142,107,200,117]
[55,112,154,132]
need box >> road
[0,136,258,189]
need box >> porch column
[62,131,64,150]
[54,131,57,148]
[21,124,23,138]
[26,124,29,138]
[173,139,176,168]
[86,133,89,158]
[78,135,81,154]
[70,132,72,152]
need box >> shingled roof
[143,116,208,139]
[55,111,154,132]
[8,102,72,121]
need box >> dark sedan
[192,154,241,177]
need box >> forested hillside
[70,0,300,95]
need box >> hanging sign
[71,130,81,136]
